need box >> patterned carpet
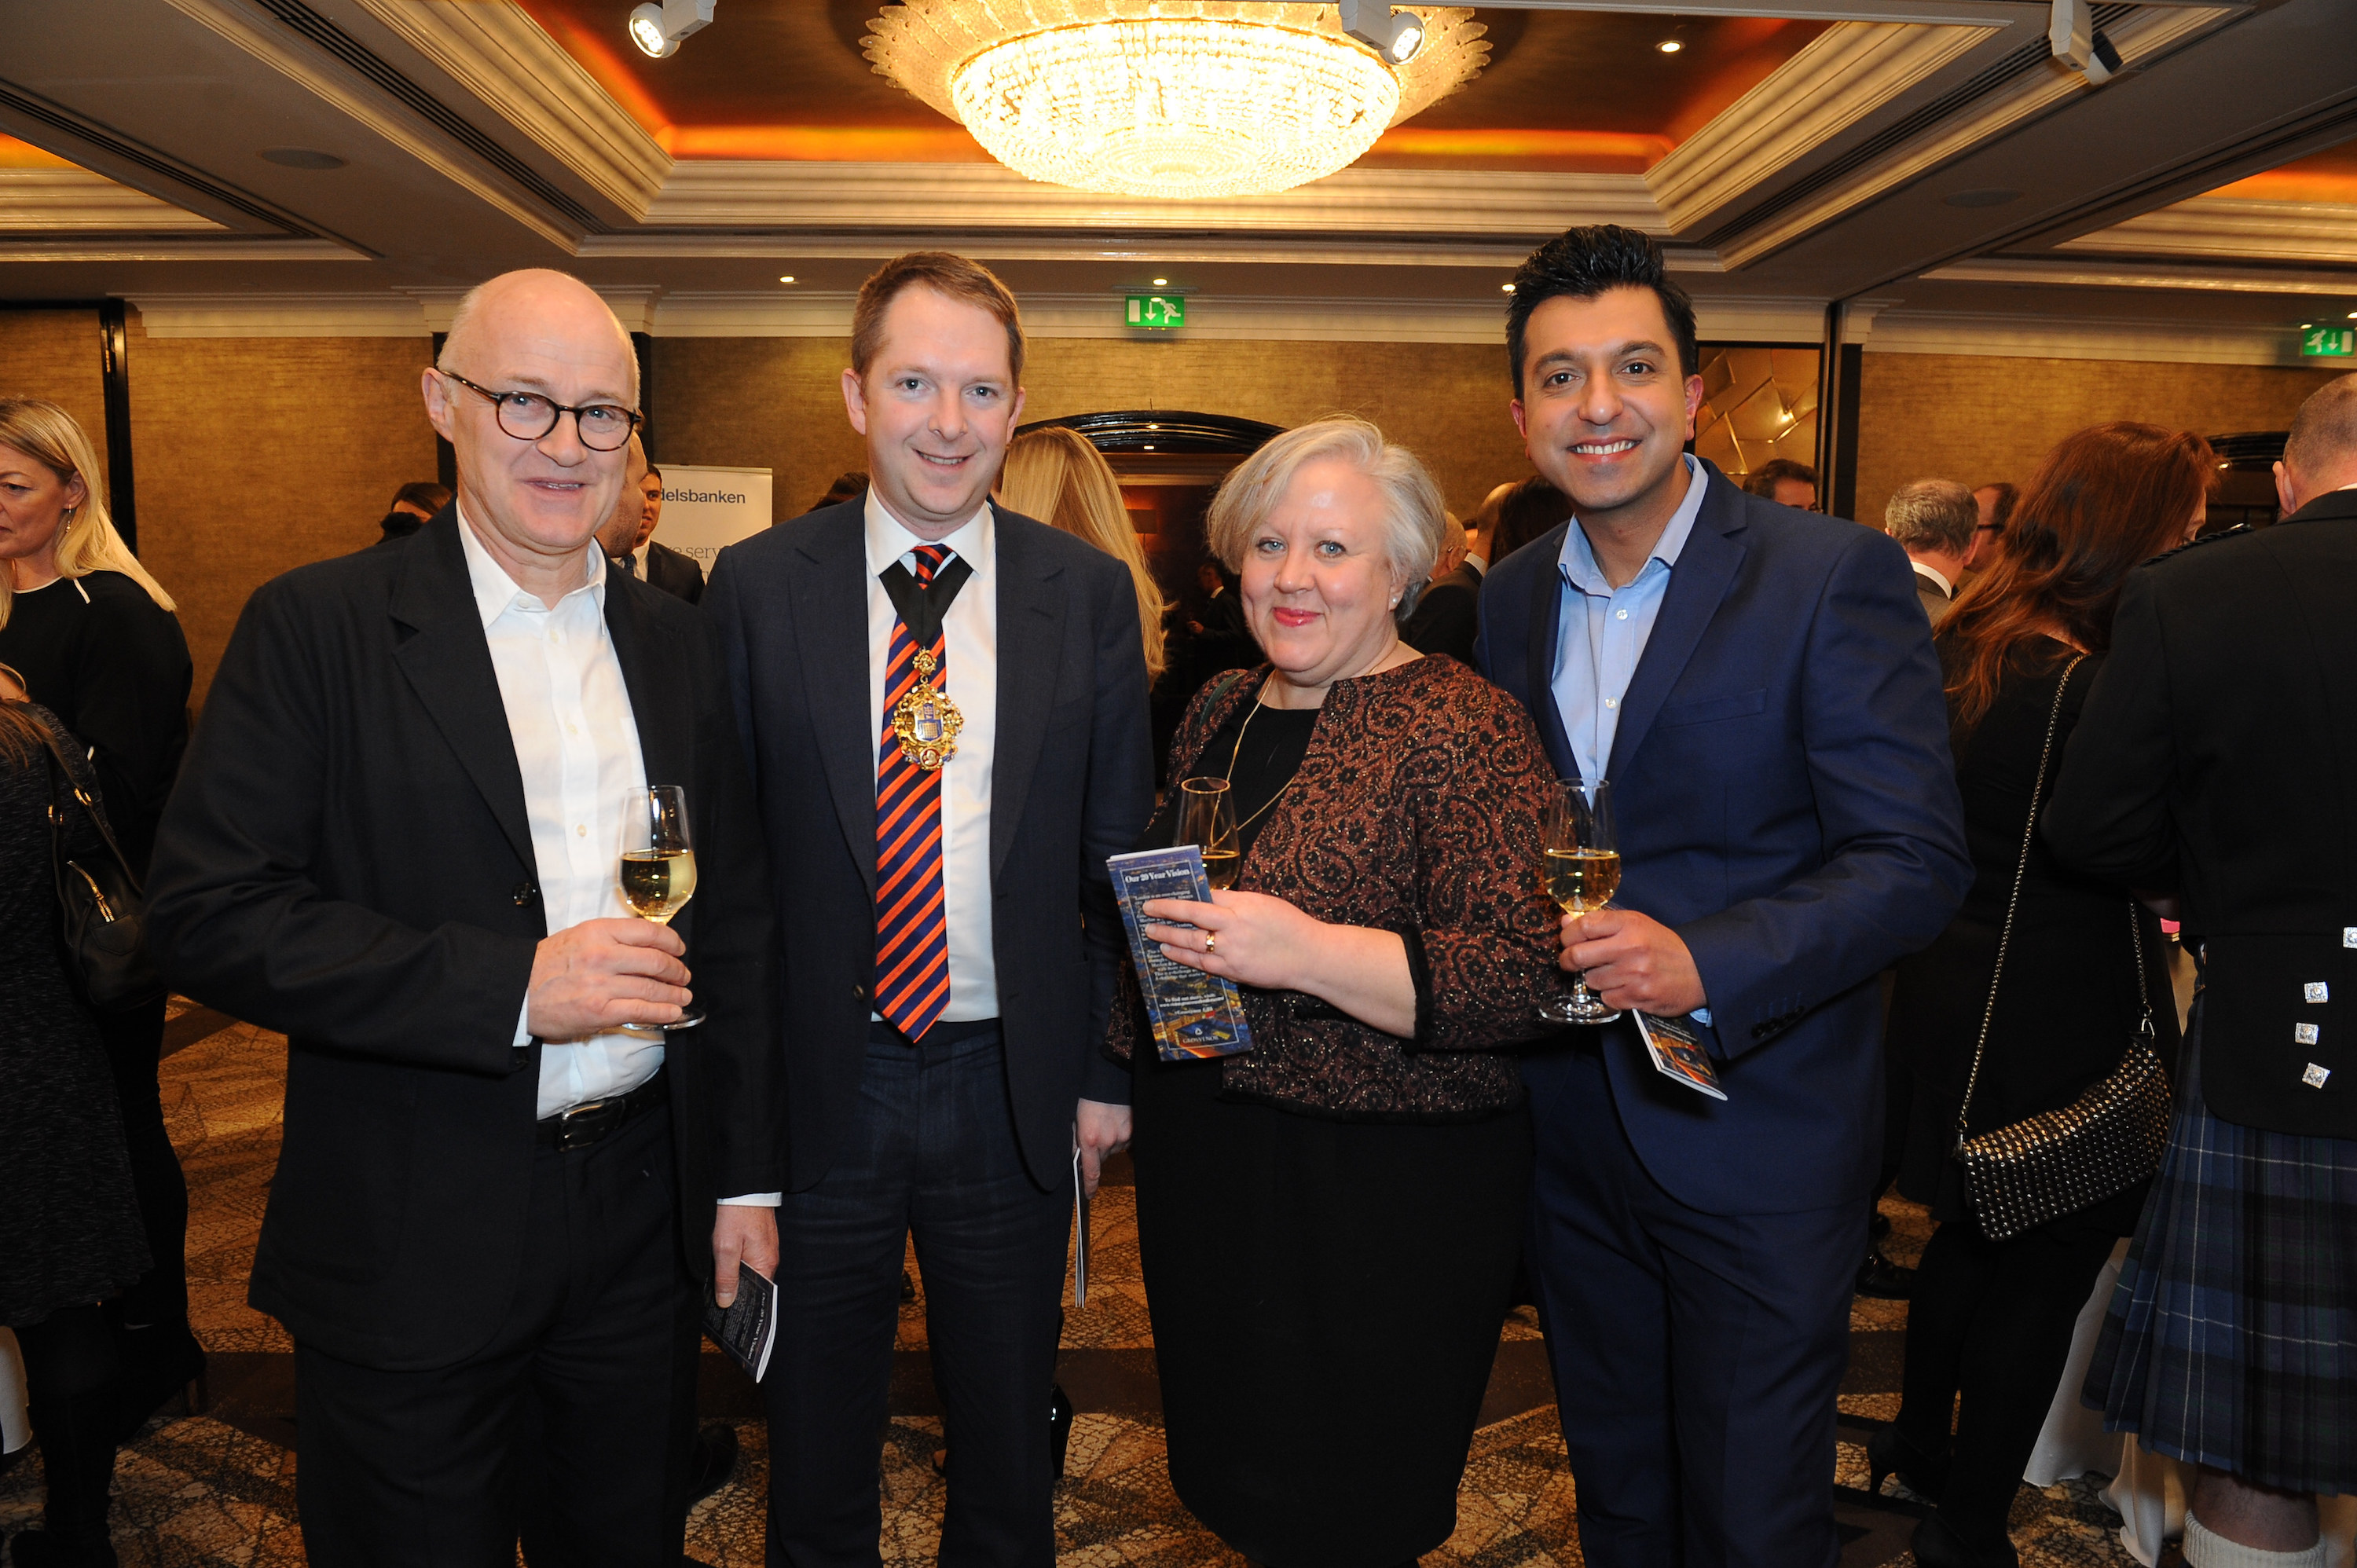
[0,1005,2167,1566]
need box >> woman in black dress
[1876,422,2216,1568]
[0,400,198,1435]
[1107,419,1561,1568]
[1,669,153,1567]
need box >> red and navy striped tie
[874,544,953,1041]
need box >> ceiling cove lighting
[630,0,715,60]
[865,1,1486,201]
[1655,38,1682,53]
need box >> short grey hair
[2286,372,2357,478]
[1883,478,1978,555]
[1204,417,1446,621]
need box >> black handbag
[37,720,167,1013]
[1954,654,2172,1242]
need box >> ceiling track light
[629,0,715,59]
[2048,0,2121,84]
[1336,0,1424,64]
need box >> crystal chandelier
[865,1,1487,201]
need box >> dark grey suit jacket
[148,509,780,1369]
[645,539,706,605]
[703,500,1155,1192]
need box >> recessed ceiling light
[2347,311,2356,320]
[258,148,346,170]
[1944,188,2023,209]
[779,275,796,284]
[1142,444,1156,450]
[1152,277,1169,287]
[1656,38,1683,53]
[1501,282,1516,293]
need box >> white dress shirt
[458,511,664,1119]
[1911,559,1956,599]
[863,489,1000,1021]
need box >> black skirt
[1131,1049,1533,1568]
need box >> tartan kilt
[2084,998,2357,1495]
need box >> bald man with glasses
[149,268,782,1568]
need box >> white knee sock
[2185,1511,2326,1568]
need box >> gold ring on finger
[1204,933,1217,954]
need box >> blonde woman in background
[0,397,203,1451]
[999,424,1169,682]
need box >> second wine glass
[618,783,706,1030]
[1176,777,1241,890]
[1539,779,1622,1025]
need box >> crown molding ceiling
[0,167,225,232]
[2055,196,2357,266]
[1860,305,2316,364]
[1924,255,2357,294]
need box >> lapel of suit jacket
[389,511,537,874]
[989,507,1066,879]
[1603,467,1749,782]
[603,576,693,789]
[794,508,883,898]
[1521,521,1580,783]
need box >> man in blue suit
[1475,225,1970,1566]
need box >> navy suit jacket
[1475,466,1969,1214]
[703,500,1155,1193]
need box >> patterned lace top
[1105,654,1563,1121]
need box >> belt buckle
[555,1097,615,1152]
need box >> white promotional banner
[650,463,772,575]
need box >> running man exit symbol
[1126,295,1186,330]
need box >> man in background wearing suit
[703,252,1153,1567]
[1475,226,1970,1567]
[148,269,781,1567]
[1883,478,1978,625]
[1402,511,1480,662]
[599,439,706,604]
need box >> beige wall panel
[1855,354,2344,529]
[131,335,438,702]
[0,308,109,478]
[651,336,1537,525]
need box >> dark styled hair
[1475,474,1571,567]
[850,251,1025,388]
[1941,422,2215,735]
[1506,225,1698,397]
[808,471,869,515]
[389,481,452,514]
[1741,458,1816,500]
[643,463,663,483]
[1976,480,2020,531]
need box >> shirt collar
[456,500,607,628]
[1912,559,1956,597]
[863,487,993,577]
[1558,453,1707,595]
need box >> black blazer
[645,539,706,605]
[702,500,1154,1192]
[147,510,780,1370]
[1402,562,1479,663]
[2047,489,2357,1138]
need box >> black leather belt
[535,1070,669,1152]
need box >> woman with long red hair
[1873,422,2213,1568]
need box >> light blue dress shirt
[1549,454,1711,788]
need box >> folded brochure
[1636,1010,1727,1101]
[703,1263,777,1382]
[1107,844,1254,1061]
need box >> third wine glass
[1539,779,1622,1025]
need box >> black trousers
[291,1098,702,1568]
[762,1024,1070,1568]
[98,998,190,1336]
[1893,1218,2121,1547]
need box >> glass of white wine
[1176,777,1241,891]
[1540,779,1622,1025]
[619,783,704,1030]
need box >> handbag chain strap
[35,716,146,896]
[1956,652,2086,1149]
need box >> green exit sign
[1125,294,1186,330]
[2301,325,2355,357]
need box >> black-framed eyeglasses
[438,370,641,452]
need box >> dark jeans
[292,1098,701,1568]
[1526,1043,1858,1568]
[1894,1220,2121,1547]
[762,1024,1070,1568]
